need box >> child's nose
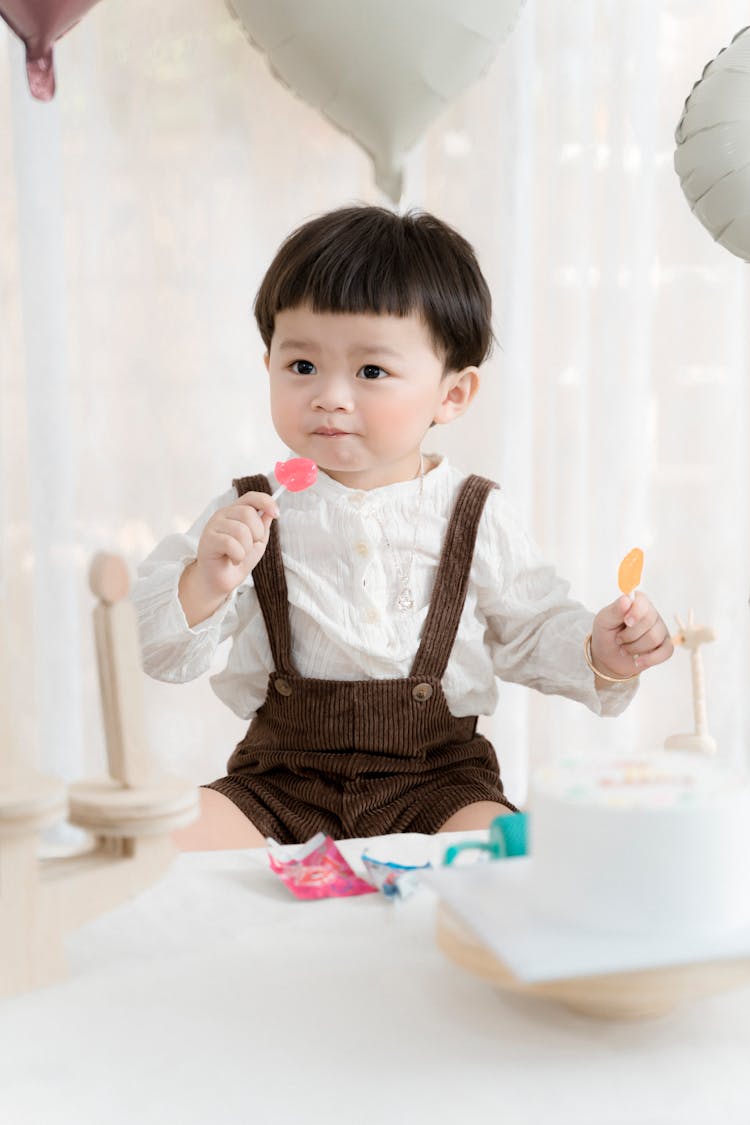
[311,375,354,412]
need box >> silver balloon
[227,0,525,202]
[675,26,750,261]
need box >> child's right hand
[193,492,280,598]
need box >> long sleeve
[474,490,638,717]
[132,488,244,683]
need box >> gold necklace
[371,455,425,613]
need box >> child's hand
[591,592,673,680]
[194,492,280,598]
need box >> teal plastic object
[442,812,528,866]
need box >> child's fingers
[210,516,255,552]
[224,508,270,542]
[235,492,280,519]
[219,516,261,554]
[618,611,659,647]
[621,590,656,629]
[593,593,674,677]
[601,591,655,638]
[209,531,248,566]
[618,620,670,656]
[618,594,664,645]
[210,504,274,545]
[211,509,271,558]
[596,594,635,632]
[629,636,674,672]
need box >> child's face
[265,305,477,490]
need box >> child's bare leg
[437,801,513,832]
[173,787,267,851]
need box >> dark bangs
[254,206,493,371]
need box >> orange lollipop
[618,548,644,599]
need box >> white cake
[529,750,750,938]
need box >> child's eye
[290,360,316,376]
[357,365,389,380]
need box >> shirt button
[364,608,380,624]
[354,541,369,557]
[274,677,293,697]
[349,493,365,506]
[412,683,433,702]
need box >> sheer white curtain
[1,0,748,809]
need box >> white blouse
[132,455,636,721]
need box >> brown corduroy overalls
[204,472,517,843]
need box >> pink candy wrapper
[268,832,377,900]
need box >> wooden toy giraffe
[664,609,717,755]
[0,553,199,1000]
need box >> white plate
[425,859,750,983]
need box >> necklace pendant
[396,587,414,612]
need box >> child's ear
[264,352,270,372]
[433,367,480,425]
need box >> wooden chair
[0,554,199,999]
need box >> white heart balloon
[227,0,525,201]
[675,26,750,261]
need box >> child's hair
[254,205,493,372]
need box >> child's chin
[312,445,362,469]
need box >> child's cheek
[373,391,429,436]
[269,393,296,442]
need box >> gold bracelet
[584,633,640,683]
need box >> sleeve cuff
[593,673,640,715]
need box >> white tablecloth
[3,833,750,1125]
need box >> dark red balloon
[0,0,103,100]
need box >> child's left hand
[591,592,673,680]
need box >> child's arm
[132,487,275,683]
[475,491,650,716]
[178,491,279,627]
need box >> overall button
[412,683,433,702]
[354,541,370,557]
[274,677,293,697]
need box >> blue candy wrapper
[361,854,432,899]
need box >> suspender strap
[409,474,497,681]
[232,474,297,676]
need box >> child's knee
[436,800,512,833]
[172,787,266,851]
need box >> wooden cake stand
[436,903,750,1020]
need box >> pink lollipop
[271,457,317,501]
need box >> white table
[3,833,750,1125]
